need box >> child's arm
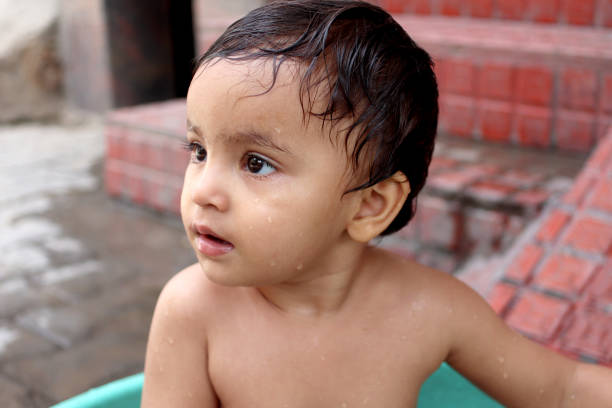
[443,277,612,407]
[141,266,218,408]
[564,362,612,406]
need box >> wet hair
[196,0,438,235]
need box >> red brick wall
[377,0,612,27]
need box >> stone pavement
[0,118,195,406]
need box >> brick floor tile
[602,73,612,113]
[556,111,596,152]
[501,215,528,250]
[440,0,463,16]
[605,0,612,28]
[517,105,552,148]
[510,189,550,211]
[584,263,612,309]
[497,169,543,189]
[465,208,507,254]
[562,216,612,254]
[498,0,527,19]
[530,0,561,23]
[563,171,597,206]
[123,129,147,167]
[517,65,554,106]
[379,0,408,13]
[560,68,598,112]
[428,156,459,174]
[479,101,513,143]
[505,291,572,342]
[560,308,612,363]
[416,249,459,274]
[487,283,517,315]
[418,196,460,250]
[441,96,477,137]
[105,125,126,160]
[427,168,482,193]
[444,59,476,95]
[585,132,612,171]
[563,0,595,25]
[478,61,515,101]
[533,253,597,297]
[505,244,543,283]
[536,210,571,243]
[395,221,417,241]
[466,180,517,204]
[586,176,612,213]
[468,0,494,17]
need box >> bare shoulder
[370,246,473,304]
[155,263,232,332]
[142,263,221,407]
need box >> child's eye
[183,142,207,163]
[244,154,276,176]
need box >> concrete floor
[0,118,195,406]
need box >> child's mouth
[195,230,234,257]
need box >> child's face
[182,59,361,287]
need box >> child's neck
[255,240,369,318]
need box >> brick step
[194,15,612,153]
[378,0,612,28]
[104,99,188,214]
[382,134,585,272]
[467,126,612,366]
[399,15,612,153]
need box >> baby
[142,1,612,406]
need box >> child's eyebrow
[187,119,293,155]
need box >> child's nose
[190,162,230,212]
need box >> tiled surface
[378,0,611,27]
[483,129,612,365]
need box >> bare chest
[207,312,446,407]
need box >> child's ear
[347,171,410,242]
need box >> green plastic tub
[52,363,502,407]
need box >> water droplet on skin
[570,394,576,400]
[503,372,508,379]
[267,216,273,223]
[167,337,174,345]
[538,388,544,395]
[341,402,348,408]
[320,355,326,361]
[296,263,303,270]
[497,356,505,364]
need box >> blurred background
[0,0,611,406]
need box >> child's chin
[200,264,256,287]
